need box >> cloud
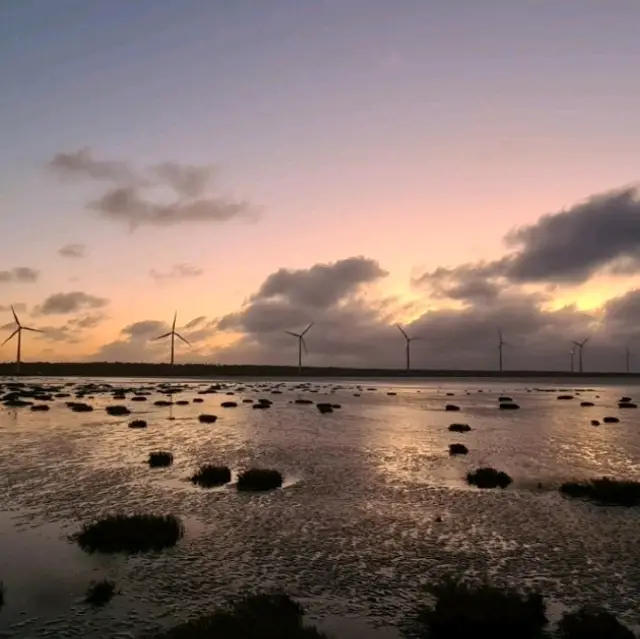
[50,149,256,229]
[58,243,86,259]
[414,186,640,294]
[150,263,204,284]
[68,312,108,330]
[0,303,27,313]
[35,291,109,315]
[49,148,139,183]
[0,267,39,284]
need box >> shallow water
[1,376,640,637]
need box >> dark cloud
[122,320,169,339]
[68,312,107,330]
[36,291,109,315]
[150,263,203,284]
[58,243,86,259]
[49,148,139,183]
[0,267,39,284]
[50,149,256,229]
[414,186,640,295]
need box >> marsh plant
[74,514,184,554]
[467,467,513,489]
[84,579,117,607]
[148,451,174,467]
[449,443,469,456]
[560,478,640,507]
[412,578,546,639]
[557,605,636,639]
[190,464,232,488]
[237,468,283,491]
[143,593,327,638]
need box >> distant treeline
[0,362,638,379]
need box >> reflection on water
[1,377,640,637]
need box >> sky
[1,0,640,371]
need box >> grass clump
[198,413,217,423]
[143,593,327,639]
[467,467,513,489]
[237,468,283,492]
[105,405,130,416]
[445,404,460,411]
[449,443,468,456]
[499,402,520,410]
[316,402,333,414]
[221,401,238,408]
[603,416,620,423]
[191,464,231,488]
[74,514,184,554]
[448,423,471,433]
[618,402,637,409]
[557,606,635,639]
[84,579,117,606]
[413,578,546,639]
[560,477,640,506]
[69,402,93,412]
[148,451,174,467]
[128,419,147,428]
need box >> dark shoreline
[0,362,638,380]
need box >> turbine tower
[153,312,190,365]
[396,324,422,372]
[2,305,43,375]
[497,328,511,372]
[285,322,314,373]
[625,346,631,374]
[569,346,576,373]
[572,337,589,373]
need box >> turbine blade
[175,332,190,346]
[301,336,308,354]
[497,327,503,341]
[396,324,409,340]
[285,331,300,338]
[571,341,580,347]
[582,337,590,346]
[154,332,172,340]
[172,312,177,331]
[301,322,314,336]
[11,305,19,325]
[22,326,42,333]
[2,329,19,346]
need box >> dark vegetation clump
[131,396,147,402]
[387,392,397,396]
[74,514,184,554]
[148,451,174,467]
[3,399,31,407]
[580,402,595,407]
[557,605,636,639]
[498,396,512,402]
[560,478,640,506]
[128,419,147,428]
[69,402,93,412]
[154,400,173,407]
[591,420,600,426]
[237,468,283,492]
[253,401,271,410]
[30,404,50,411]
[449,443,468,456]
[105,405,130,416]
[142,593,328,639]
[412,578,547,639]
[221,401,238,408]
[448,423,471,433]
[603,416,620,423]
[618,402,637,409]
[558,395,574,400]
[467,467,513,489]
[84,579,117,606]
[316,403,333,414]
[294,399,313,405]
[175,400,189,406]
[620,396,632,402]
[193,398,204,403]
[198,414,217,424]
[499,402,520,410]
[445,404,460,411]
[190,465,231,488]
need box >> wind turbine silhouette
[153,312,190,365]
[396,325,422,372]
[2,305,43,375]
[285,322,314,373]
[572,337,589,373]
[625,346,631,374]
[497,328,511,372]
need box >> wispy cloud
[35,291,109,315]
[58,243,86,259]
[49,148,257,229]
[0,267,39,284]
[150,263,204,284]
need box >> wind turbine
[153,312,190,365]
[625,346,631,374]
[497,328,511,372]
[571,337,589,373]
[285,322,314,373]
[569,346,576,373]
[396,324,422,372]
[2,305,43,375]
